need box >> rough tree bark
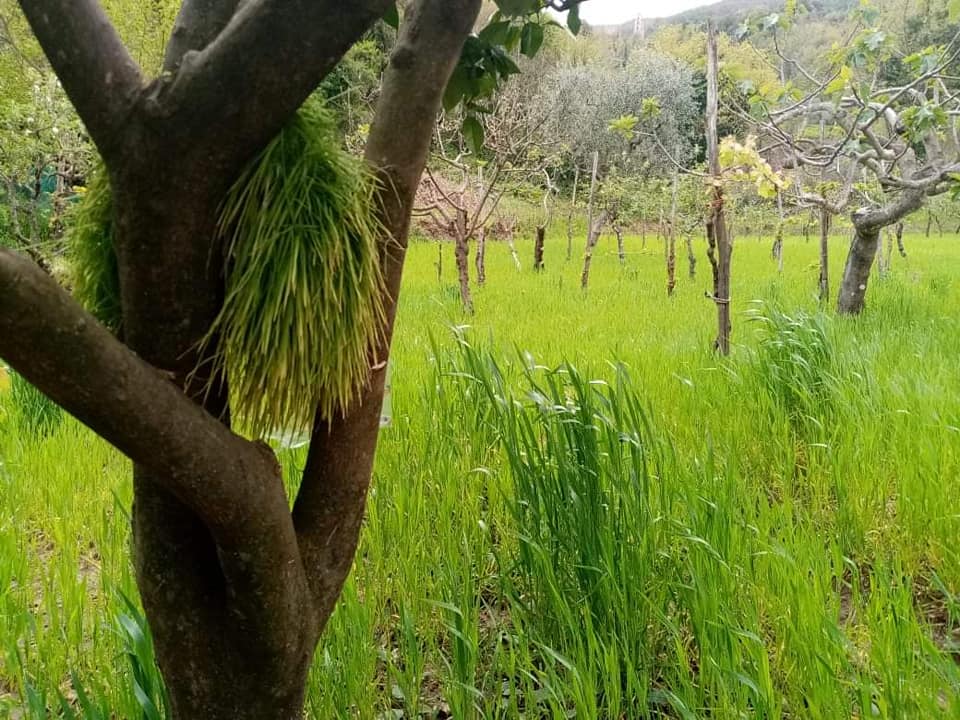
[896,222,906,257]
[838,189,925,314]
[454,207,473,313]
[0,1,482,718]
[705,23,731,354]
[533,226,545,271]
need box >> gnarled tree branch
[156,0,392,168]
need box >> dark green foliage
[67,167,121,332]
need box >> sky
[577,0,721,22]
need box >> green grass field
[1,230,959,718]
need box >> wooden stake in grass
[667,163,679,295]
[818,206,831,302]
[581,150,600,290]
[705,22,732,354]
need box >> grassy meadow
[1,229,959,718]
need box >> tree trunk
[667,165,678,294]
[533,225,545,271]
[566,164,579,261]
[436,240,443,282]
[616,222,625,264]
[818,207,831,302]
[580,210,608,290]
[706,24,731,354]
[474,226,486,286]
[641,209,647,249]
[772,191,784,273]
[583,150,599,255]
[896,222,906,257]
[838,226,880,314]
[454,209,473,312]
[925,210,932,237]
[666,230,677,296]
[686,234,696,278]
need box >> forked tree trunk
[533,225,545,271]
[566,164,579,261]
[454,209,473,312]
[474,227,486,286]
[818,207,831,302]
[580,210,608,290]
[705,24,731,354]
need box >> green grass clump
[66,99,385,434]
[66,167,121,332]
[207,100,385,434]
[10,370,62,436]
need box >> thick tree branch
[16,0,143,162]
[163,0,246,72]
[155,0,391,168]
[0,248,315,649]
[0,249,278,545]
[292,0,482,612]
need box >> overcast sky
[577,0,721,22]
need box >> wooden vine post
[705,22,732,354]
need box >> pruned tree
[740,5,960,313]
[0,0,586,717]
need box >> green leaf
[567,5,582,34]
[521,22,545,58]
[480,19,513,45]
[443,65,470,111]
[382,3,399,29]
[463,115,485,154]
[496,0,538,16]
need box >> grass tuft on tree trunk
[67,99,386,436]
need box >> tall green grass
[1,231,958,718]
